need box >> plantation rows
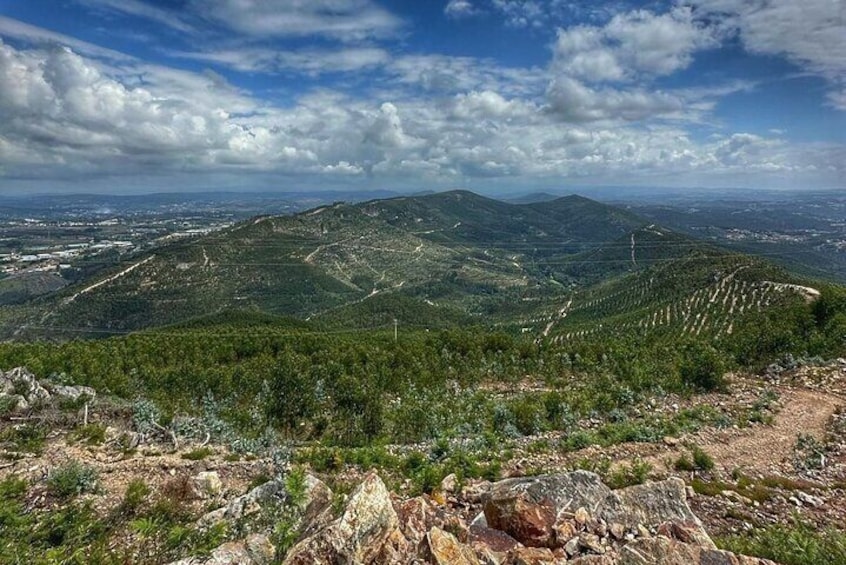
[547,262,815,343]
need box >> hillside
[0,191,821,341]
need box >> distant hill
[0,190,818,340]
[506,191,563,204]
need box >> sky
[0,0,843,196]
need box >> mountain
[0,191,818,340]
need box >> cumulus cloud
[445,0,478,19]
[553,7,718,82]
[691,0,846,109]
[0,26,841,192]
[545,77,686,122]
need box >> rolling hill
[0,191,821,340]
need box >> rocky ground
[1,362,845,564]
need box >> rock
[444,515,470,543]
[244,534,276,564]
[484,494,556,548]
[578,533,605,555]
[469,524,522,554]
[199,473,332,536]
[564,536,580,557]
[420,526,480,565]
[505,546,556,565]
[441,473,459,494]
[721,490,753,506]
[599,478,714,549]
[552,520,576,546]
[168,534,275,565]
[397,496,444,544]
[484,472,611,548]
[471,511,488,528]
[283,472,401,565]
[194,471,223,499]
[377,525,413,563]
[486,472,612,515]
[570,555,618,564]
[50,384,96,401]
[796,491,824,507]
[608,522,625,541]
[0,367,50,410]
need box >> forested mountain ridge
[0,190,825,340]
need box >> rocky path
[686,387,842,473]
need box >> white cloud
[490,0,546,28]
[545,77,685,122]
[0,28,841,193]
[387,54,547,97]
[445,0,478,18]
[190,0,403,41]
[692,0,845,109]
[78,0,194,33]
[553,7,717,82]
[693,0,845,79]
[0,15,132,62]
[452,90,535,120]
[171,46,390,75]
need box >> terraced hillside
[0,191,820,340]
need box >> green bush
[607,459,652,489]
[717,520,846,565]
[692,445,715,471]
[119,478,150,516]
[678,342,728,392]
[181,446,214,461]
[47,460,100,499]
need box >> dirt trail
[650,387,843,474]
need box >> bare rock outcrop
[177,469,780,565]
[283,471,406,564]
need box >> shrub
[119,479,150,516]
[674,446,714,473]
[717,520,846,565]
[181,446,214,461]
[607,459,652,489]
[47,460,100,499]
[71,423,107,446]
[674,454,695,472]
[792,434,826,471]
[692,446,715,471]
[0,423,47,454]
[678,342,728,392]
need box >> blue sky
[0,0,843,195]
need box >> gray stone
[283,472,403,564]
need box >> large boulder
[484,472,611,547]
[168,533,275,565]
[484,473,715,552]
[420,526,480,565]
[199,473,332,537]
[50,384,96,401]
[283,472,406,564]
[599,478,714,549]
[396,495,446,545]
[0,367,51,411]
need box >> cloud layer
[0,0,842,192]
